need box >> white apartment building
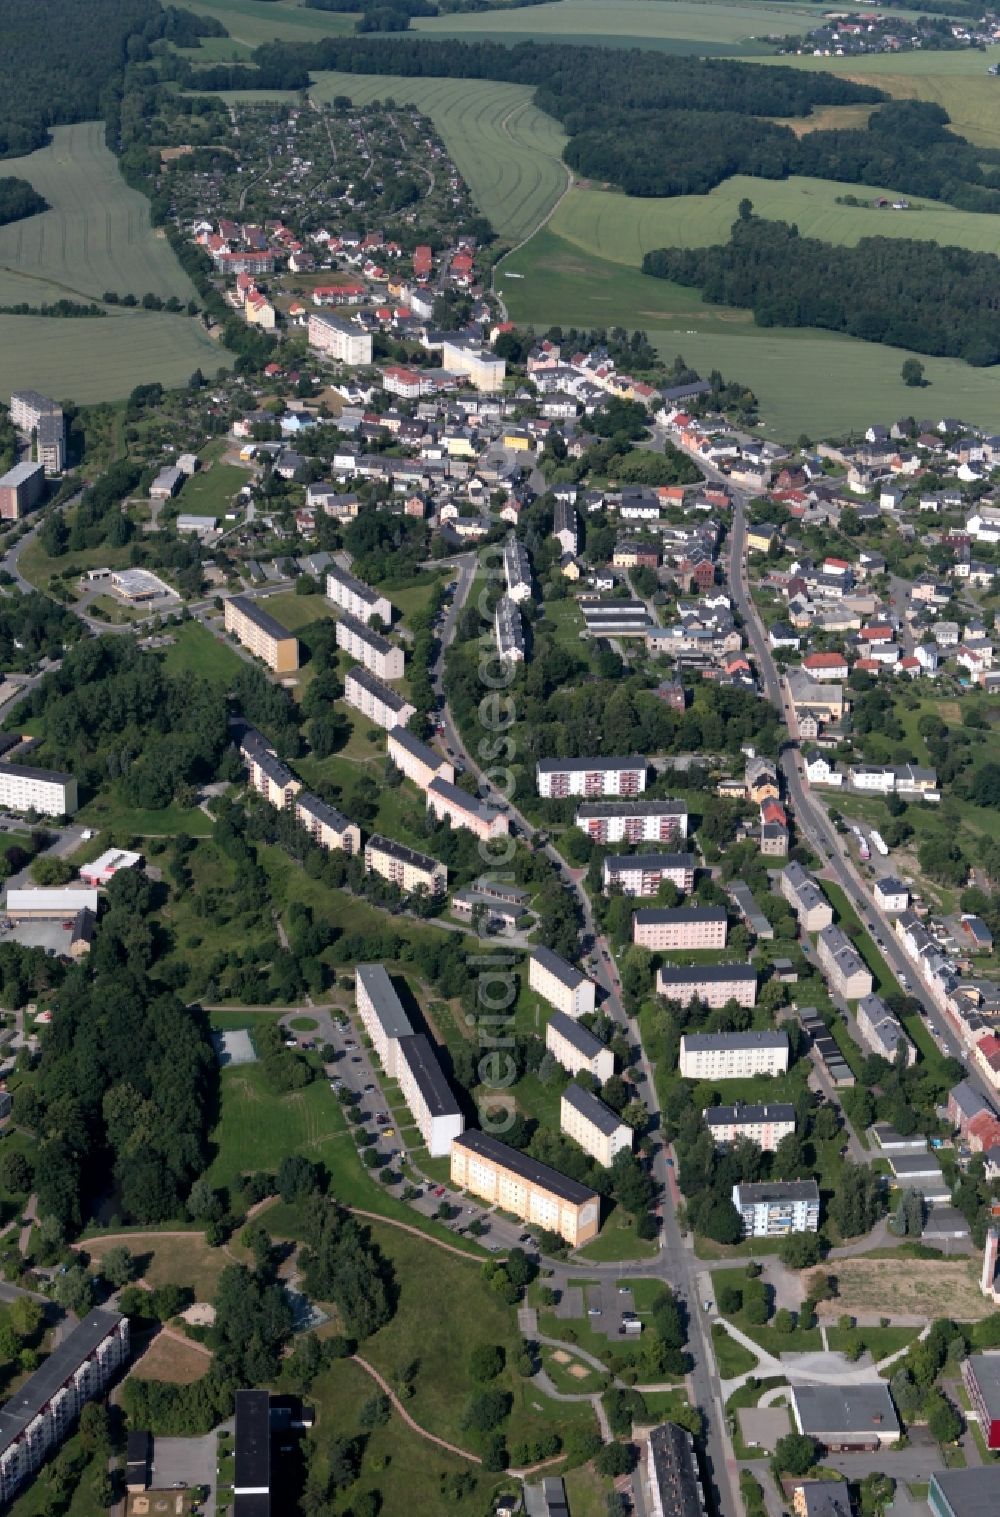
[529,947,597,1018]
[439,339,505,393]
[817,924,873,1000]
[426,776,509,841]
[603,852,695,897]
[659,964,758,1009]
[546,1010,615,1083]
[225,595,299,673]
[242,733,302,810]
[336,611,405,680]
[295,792,360,854]
[561,1083,632,1167]
[575,800,688,846]
[733,1180,820,1237]
[365,834,446,895]
[874,876,909,912]
[308,312,373,365]
[856,993,917,1067]
[679,1029,786,1079]
[387,728,454,791]
[396,1032,464,1157]
[325,565,393,626]
[0,764,77,817]
[704,1103,797,1151]
[355,963,414,1078]
[0,1309,129,1507]
[344,665,415,731]
[450,1130,600,1246]
[537,756,647,798]
[632,907,727,952]
[553,498,579,557]
[503,534,533,603]
[780,862,833,933]
[494,594,525,663]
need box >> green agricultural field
[159,620,246,689]
[414,0,831,48]
[0,309,227,404]
[551,177,1000,263]
[0,122,196,307]
[205,1059,350,1191]
[310,72,568,246]
[184,0,358,49]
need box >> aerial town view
[2,1,1000,1516]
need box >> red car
[433,1186,446,1197]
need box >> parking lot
[145,1431,216,1507]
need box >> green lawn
[76,793,213,837]
[826,1323,920,1360]
[711,1321,759,1379]
[186,0,359,48]
[712,1267,823,1353]
[158,619,246,689]
[574,1205,659,1263]
[170,462,248,518]
[205,1059,351,1192]
[414,0,824,46]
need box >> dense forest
[0,176,46,227]
[0,0,224,159]
[642,213,1000,366]
[181,36,1000,210]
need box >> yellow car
[382,1128,396,1139]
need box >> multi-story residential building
[746,755,780,804]
[355,963,414,1078]
[503,534,533,603]
[644,1422,708,1517]
[364,834,446,896]
[427,776,509,841]
[660,965,758,1009]
[961,1355,1000,1450]
[240,729,301,809]
[494,594,525,663]
[874,876,909,912]
[678,1028,785,1078]
[537,756,647,799]
[225,595,299,673]
[704,1103,797,1151]
[387,728,454,791]
[395,1032,465,1157]
[603,852,695,897]
[780,862,833,933]
[325,565,393,626]
[294,792,360,854]
[733,1179,821,1237]
[560,1083,632,1167]
[344,665,415,731]
[450,1129,600,1244]
[530,947,597,1018]
[439,339,505,393]
[553,499,579,557]
[10,391,65,473]
[0,1308,129,1507]
[336,611,405,680]
[575,800,688,846]
[307,312,373,365]
[632,907,727,952]
[817,924,873,1000]
[546,1010,615,1083]
[856,993,917,1067]
[0,764,77,818]
[0,461,45,519]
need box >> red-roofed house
[802,651,849,680]
[413,245,432,279]
[858,625,894,644]
[897,656,921,677]
[761,799,788,827]
[854,658,880,674]
[968,1109,1000,1152]
[823,557,851,575]
[976,1035,1000,1089]
[383,366,422,400]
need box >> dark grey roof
[548,1010,606,1060]
[537,755,646,773]
[0,1308,124,1458]
[388,727,448,772]
[346,664,411,711]
[735,1180,820,1204]
[397,1033,461,1118]
[562,1082,626,1137]
[633,907,726,926]
[229,594,294,644]
[930,1468,1000,1517]
[326,563,383,607]
[366,833,441,873]
[0,762,74,785]
[337,609,394,656]
[454,1129,598,1206]
[532,946,587,991]
[296,791,353,835]
[704,1103,796,1127]
[235,1389,270,1492]
[355,965,413,1041]
[663,966,759,989]
[575,799,686,819]
[605,852,694,873]
[965,1354,1000,1418]
[791,1383,899,1438]
[429,775,502,823]
[793,1482,851,1517]
[646,1422,706,1517]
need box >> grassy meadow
[184,0,358,49]
[414,0,831,47]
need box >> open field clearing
[415,0,838,47]
[550,176,1000,263]
[84,1231,231,1302]
[0,309,226,403]
[185,0,357,48]
[500,225,1000,438]
[807,1259,994,1321]
[0,122,195,306]
[130,1332,213,1385]
[309,72,568,245]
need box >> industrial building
[790,1383,900,1451]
